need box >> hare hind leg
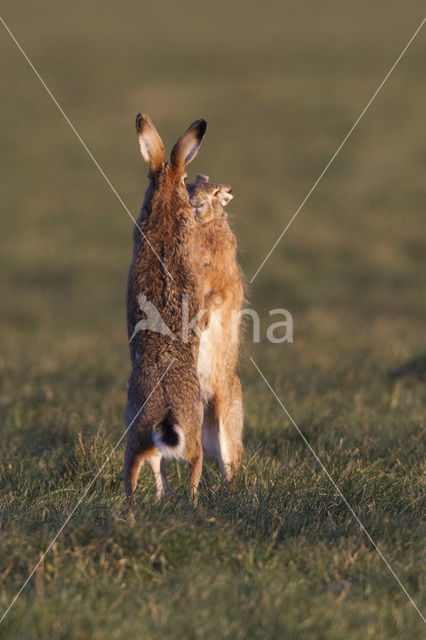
[124,445,145,502]
[180,403,204,504]
[146,451,169,502]
[124,445,169,503]
[217,378,243,481]
[188,444,203,505]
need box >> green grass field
[1,1,425,637]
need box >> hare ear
[135,113,164,172]
[196,174,209,183]
[217,185,233,207]
[170,119,207,174]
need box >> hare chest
[197,308,222,403]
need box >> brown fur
[124,115,207,504]
[187,174,244,480]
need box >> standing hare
[187,174,244,480]
[125,114,207,504]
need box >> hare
[124,115,207,504]
[187,174,244,481]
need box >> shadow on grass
[243,411,339,461]
[389,354,426,382]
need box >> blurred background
[0,1,425,637]
[1,1,425,373]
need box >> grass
[0,0,425,637]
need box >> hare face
[187,174,233,223]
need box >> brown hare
[124,115,207,504]
[187,174,244,481]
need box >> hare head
[187,174,233,223]
[136,114,207,218]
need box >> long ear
[170,119,207,174]
[135,113,165,173]
[196,174,209,183]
